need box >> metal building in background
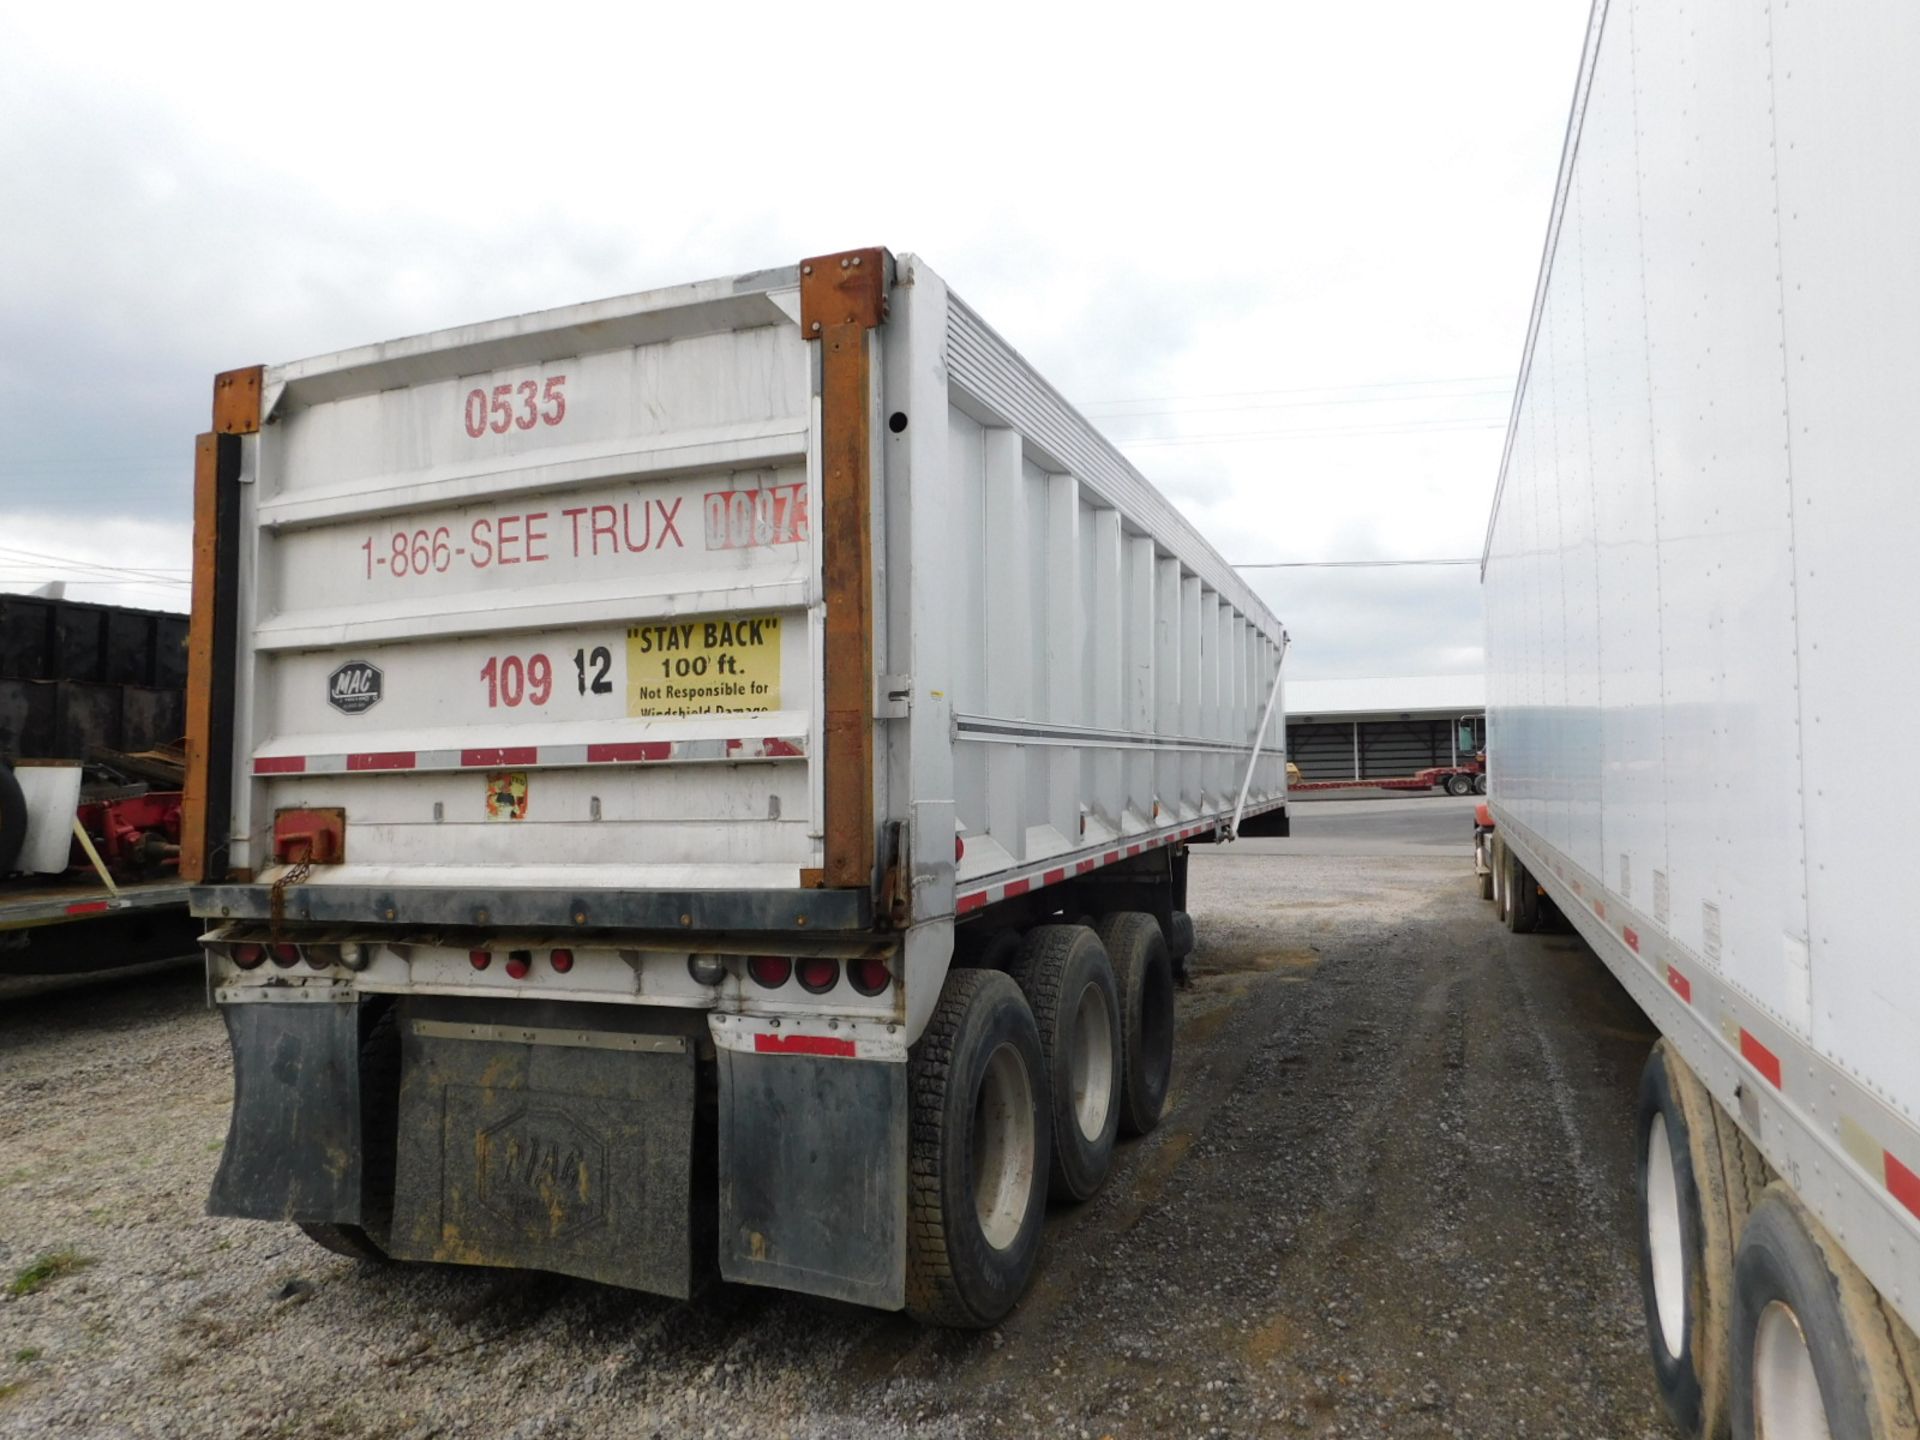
[1284,676,1484,782]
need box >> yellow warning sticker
[626,614,783,718]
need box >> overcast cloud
[0,1,1589,679]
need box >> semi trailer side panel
[1484,0,1920,1335]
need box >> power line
[1110,419,1504,448]
[1076,374,1511,410]
[1231,558,1480,569]
[0,546,192,585]
[1081,387,1510,423]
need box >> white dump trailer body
[1483,3,1920,1430]
[186,249,1287,1319]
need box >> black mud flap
[718,1049,905,1309]
[1239,805,1290,838]
[208,998,364,1224]
[387,1010,699,1297]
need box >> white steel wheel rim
[1645,1112,1686,1360]
[972,1042,1037,1251]
[1753,1300,1832,1440]
[1069,980,1116,1142]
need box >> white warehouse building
[1285,675,1486,782]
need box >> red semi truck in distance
[1288,755,1485,797]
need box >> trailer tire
[905,968,1050,1328]
[298,1004,400,1264]
[1007,926,1121,1204]
[0,761,26,875]
[1159,913,1190,990]
[1473,773,1489,795]
[1636,1041,1741,1439]
[1503,847,1539,933]
[1730,1183,1919,1440]
[1092,912,1175,1137]
[1446,773,1473,796]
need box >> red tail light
[505,950,533,980]
[270,943,301,968]
[233,942,266,970]
[550,949,574,973]
[748,955,792,988]
[468,950,491,970]
[848,956,891,996]
[955,835,965,862]
[796,957,839,994]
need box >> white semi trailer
[1481,4,1920,1436]
[182,250,1289,1327]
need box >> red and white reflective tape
[1492,809,1920,1242]
[952,806,1266,915]
[709,1011,906,1063]
[253,736,806,776]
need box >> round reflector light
[505,951,533,980]
[468,950,491,970]
[796,957,839,994]
[270,943,301,968]
[748,955,792,988]
[233,942,266,970]
[550,949,574,974]
[687,955,725,986]
[848,956,891,996]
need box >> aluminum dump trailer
[186,249,1289,1326]
[1481,5,1920,1435]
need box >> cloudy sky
[0,1,1589,680]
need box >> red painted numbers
[464,376,567,438]
[704,483,809,550]
[480,653,554,709]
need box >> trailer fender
[208,992,364,1225]
[903,918,954,1046]
[714,1021,906,1310]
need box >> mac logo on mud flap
[327,661,383,715]
[477,1107,607,1240]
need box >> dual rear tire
[1636,1042,1919,1439]
[906,912,1176,1327]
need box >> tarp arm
[1230,630,1290,840]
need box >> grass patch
[12,1349,37,1364]
[0,1380,22,1402]
[10,1251,92,1297]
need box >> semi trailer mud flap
[208,996,364,1224]
[716,1047,906,1309]
[387,1012,699,1297]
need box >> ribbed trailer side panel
[1485,0,1920,1340]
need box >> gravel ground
[0,799,1674,1438]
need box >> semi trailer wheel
[298,1006,401,1264]
[1446,772,1474,796]
[1730,1183,1919,1440]
[1473,773,1489,795]
[905,968,1051,1328]
[1167,909,1197,975]
[1093,912,1175,1137]
[1008,925,1122,1203]
[1503,847,1540,933]
[1636,1041,1745,1439]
